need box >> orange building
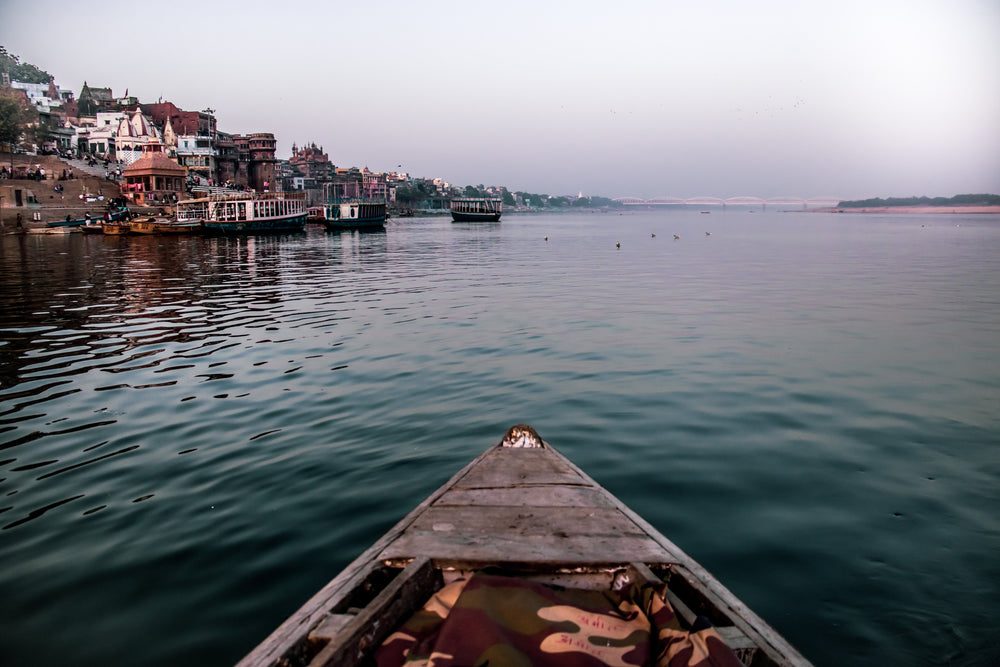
[121,151,186,205]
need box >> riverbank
[814,205,1000,214]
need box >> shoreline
[812,205,1000,214]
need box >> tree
[463,185,482,198]
[502,189,514,206]
[0,90,28,158]
[0,46,52,84]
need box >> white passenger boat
[178,192,308,234]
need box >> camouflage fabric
[375,572,743,667]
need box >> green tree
[502,188,514,206]
[463,185,482,198]
[0,90,28,159]
[0,46,52,84]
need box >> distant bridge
[613,196,843,209]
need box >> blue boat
[184,192,308,235]
[47,217,89,228]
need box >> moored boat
[307,206,327,222]
[46,217,89,228]
[237,425,811,667]
[183,192,308,235]
[450,197,502,222]
[129,217,201,235]
[102,220,131,235]
[80,221,103,234]
[323,198,387,230]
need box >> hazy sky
[2,0,998,199]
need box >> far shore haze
[814,205,1000,214]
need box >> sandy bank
[813,205,1000,214]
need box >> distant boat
[450,197,502,222]
[182,192,308,234]
[323,199,387,230]
[306,206,327,222]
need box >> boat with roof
[178,191,308,234]
[450,197,502,222]
[323,198,387,230]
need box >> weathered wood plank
[307,556,438,667]
[235,448,499,667]
[309,613,355,641]
[408,505,651,539]
[381,506,667,563]
[455,447,586,488]
[381,530,669,564]
[433,484,618,508]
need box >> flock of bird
[542,232,713,248]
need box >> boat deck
[237,428,811,667]
[379,445,677,566]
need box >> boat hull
[200,213,308,235]
[323,215,386,230]
[324,200,387,230]
[237,425,811,667]
[102,222,130,235]
[46,219,88,228]
[450,210,502,222]
[130,220,201,235]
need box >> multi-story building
[288,142,333,181]
[362,167,388,201]
[174,134,216,185]
[235,132,276,191]
[215,131,240,186]
[77,82,115,116]
[142,102,216,139]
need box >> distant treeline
[837,194,1000,208]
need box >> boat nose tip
[500,424,544,448]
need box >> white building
[10,80,64,114]
[114,111,161,166]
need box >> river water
[1,209,998,666]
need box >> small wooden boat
[237,425,811,667]
[80,221,104,234]
[129,217,201,235]
[46,216,89,228]
[450,197,502,222]
[102,220,131,235]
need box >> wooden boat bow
[237,425,811,667]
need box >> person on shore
[16,213,23,229]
